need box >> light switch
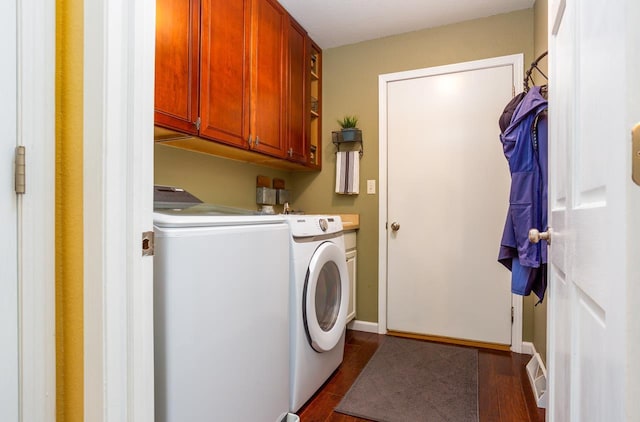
[367,179,376,194]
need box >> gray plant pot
[341,128,358,141]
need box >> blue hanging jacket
[498,86,548,302]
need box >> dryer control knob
[319,219,328,232]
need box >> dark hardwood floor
[298,330,545,422]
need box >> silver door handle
[390,222,400,232]
[528,227,552,245]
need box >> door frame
[377,54,525,352]
[83,0,155,420]
[9,0,57,419]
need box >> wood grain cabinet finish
[155,0,321,167]
[154,0,200,135]
[199,0,251,148]
[285,17,308,164]
[248,0,287,158]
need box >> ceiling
[278,0,535,49]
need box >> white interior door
[383,56,520,346]
[0,0,19,418]
[547,1,640,420]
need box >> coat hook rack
[524,51,548,92]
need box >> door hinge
[142,231,154,256]
[511,306,514,323]
[632,123,640,186]
[15,146,25,194]
[195,117,201,131]
[512,85,516,97]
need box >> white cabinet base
[344,231,357,323]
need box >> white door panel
[548,0,637,420]
[0,0,18,418]
[547,0,572,416]
[385,58,518,345]
[547,265,570,421]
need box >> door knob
[390,222,400,232]
[528,227,552,245]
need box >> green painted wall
[155,144,295,211]
[292,9,535,324]
[154,7,540,342]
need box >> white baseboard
[521,341,536,355]
[347,320,379,333]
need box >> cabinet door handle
[248,135,253,147]
[255,136,260,146]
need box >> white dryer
[285,215,350,412]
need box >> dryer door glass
[315,261,341,331]
[304,241,349,352]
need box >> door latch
[142,231,154,256]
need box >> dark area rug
[335,336,478,422]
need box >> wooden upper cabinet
[199,0,251,148]
[154,0,322,169]
[249,0,287,158]
[285,17,308,164]
[154,0,200,135]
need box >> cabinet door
[199,0,251,148]
[285,17,308,164]
[155,0,200,134]
[249,0,287,158]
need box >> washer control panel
[287,215,343,238]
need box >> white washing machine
[285,215,350,412]
[153,187,291,422]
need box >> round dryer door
[304,241,349,353]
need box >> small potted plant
[337,115,359,141]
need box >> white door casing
[1,0,56,420]
[84,0,155,420]
[379,55,523,349]
[547,0,640,420]
[1,1,19,418]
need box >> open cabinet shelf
[308,43,321,168]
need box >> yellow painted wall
[533,0,549,363]
[55,0,83,420]
[292,9,535,323]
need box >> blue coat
[498,86,548,302]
